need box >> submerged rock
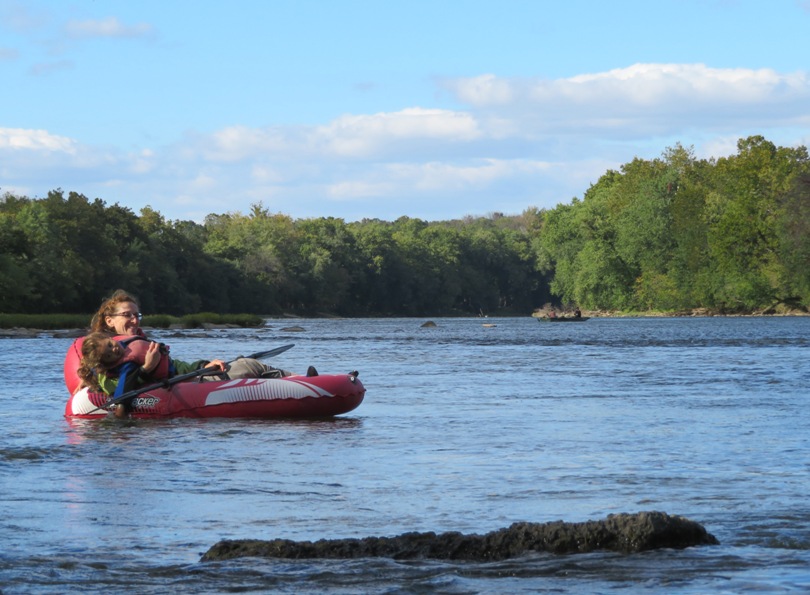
[201,511,718,562]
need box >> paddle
[88,343,295,414]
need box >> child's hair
[77,332,121,391]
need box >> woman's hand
[205,359,227,372]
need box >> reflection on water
[1,316,808,593]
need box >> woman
[88,289,300,385]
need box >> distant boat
[537,316,589,322]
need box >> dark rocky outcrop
[201,511,718,562]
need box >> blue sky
[2,0,810,223]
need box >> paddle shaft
[88,343,295,413]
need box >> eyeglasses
[109,312,143,320]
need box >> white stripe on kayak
[203,378,335,406]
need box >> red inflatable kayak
[63,338,365,419]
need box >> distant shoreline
[532,308,809,319]
[2,310,808,339]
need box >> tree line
[0,189,548,316]
[1,135,808,316]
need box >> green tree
[295,217,359,313]
[389,217,444,314]
[538,170,636,310]
[203,205,301,313]
[0,194,34,311]
[777,173,810,306]
[705,136,809,310]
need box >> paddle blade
[241,344,295,361]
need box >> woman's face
[104,301,142,335]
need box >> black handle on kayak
[87,343,295,414]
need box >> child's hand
[143,341,161,373]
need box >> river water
[1,316,808,593]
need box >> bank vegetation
[2,136,808,318]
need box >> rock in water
[201,511,718,562]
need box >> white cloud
[250,165,285,183]
[387,159,550,191]
[324,159,553,204]
[564,63,805,104]
[197,108,482,164]
[327,180,394,199]
[445,74,515,106]
[190,173,217,190]
[206,126,291,162]
[450,64,810,107]
[129,149,156,174]
[696,135,741,160]
[0,127,76,152]
[445,64,810,138]
[64,17,154,39]
[314,108,481,157]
